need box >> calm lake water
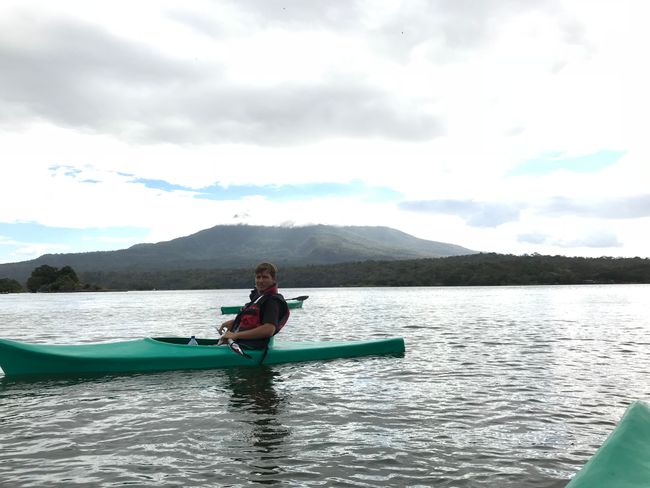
[1,285,649,487]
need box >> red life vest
[235,285,290,335]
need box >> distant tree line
[2,254,649,293]
[79,253,650,291]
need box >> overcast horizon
[1,0,648,265]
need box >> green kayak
[566,400,650,488]
[0,336,405,379]
[221,299,304,315]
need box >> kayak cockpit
[151,337,221,346]
[150,337,277,347]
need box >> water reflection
[223,366,290,484]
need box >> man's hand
[220,330,238,340]
[218,320,233,335]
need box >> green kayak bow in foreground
[566,400,650,488]
[0,336,405,379]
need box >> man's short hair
[255,262,278,279]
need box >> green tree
[59,265,79,282]
[26,264,82,292]
[0,277,24,293]
[26,265,59,292]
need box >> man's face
[255,271,275,292]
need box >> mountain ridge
[0,224,476,283]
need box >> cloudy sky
[1,0,648,264]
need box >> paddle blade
[229,341,252,359]
[292,295,309,301]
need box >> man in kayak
[218,262,290,349]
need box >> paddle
[288,295,309,301]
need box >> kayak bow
[221,298,304,315]
[0,336,405,379]
[566,400,650,488]
[221,295,309,315]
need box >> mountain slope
[0,224,476,283]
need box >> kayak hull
[0,336,405,379]
[221,299,303,315]
[566,400,650,488]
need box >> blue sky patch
[133,178,191,192]
[197,181,402,202]
[510,150,625,176]
[133,178,403,202]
